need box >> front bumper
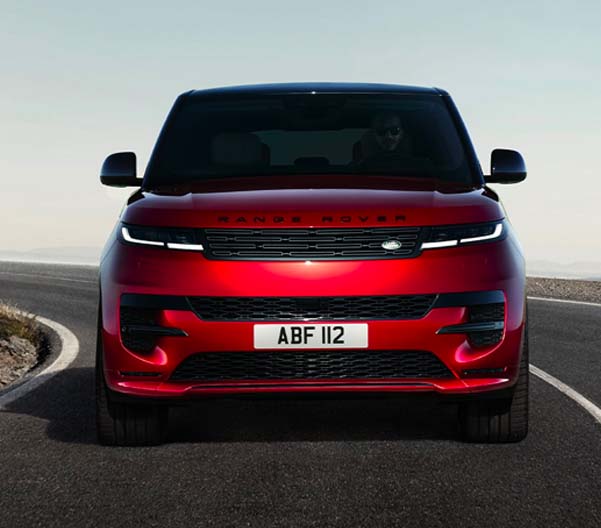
[99,234,526,399]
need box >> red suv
[97,83,528,445]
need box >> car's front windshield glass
[145,94,474,186]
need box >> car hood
[121,175,504,228]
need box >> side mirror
[485,149,527,184]
[100,152,142,187]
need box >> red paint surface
[100,180,525,398]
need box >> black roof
[188,82,448,97]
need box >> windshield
[145,94,475,186]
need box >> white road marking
[0,313,80,410]
[528,295,601,308]
[0,270,96,284]
[529,365,601,425]
[528,295,601,426]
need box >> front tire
[95,304,167,446]
[459,315,529,443]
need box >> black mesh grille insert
[469,303,505,323]
[468,303,505,347]
[170,350,454,382]
[468,331,504,347]
[199,227,423,260]
[120,307,157,353]
[187,295,436,321]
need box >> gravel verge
[527,277,601,304]
[0,305,44,389]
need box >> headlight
[421,220,506,250]
[120,224,204,251]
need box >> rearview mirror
[485,149,526,184]
[100,152,142,187]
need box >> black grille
[170,350,454,382]
[469,303,505,323]
[187,295,436,321]
[468,331,504,347]
[468,303,505,347]
[199,227,423,260]
[120,307,156,352]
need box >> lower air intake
[170,350,454,382]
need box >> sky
[1,0,600,270]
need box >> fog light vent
[120,306,157,353]
[468,303,505,347]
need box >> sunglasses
[376,126,402,137]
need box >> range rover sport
[97,83,528,445]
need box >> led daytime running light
[121,227,163,247]
[121,226,204,251]
[421,239,458,249]
[166,242,204,251]
[420,222,504,251]
[460,222,503,243]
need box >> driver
[353,112,411,162]
[373,112,405,153]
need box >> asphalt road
[0,261,600,528]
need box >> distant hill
[527,260,601,281]
[0,247,101,266]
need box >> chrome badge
[381,240,402,251]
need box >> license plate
[253,323,368,349]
